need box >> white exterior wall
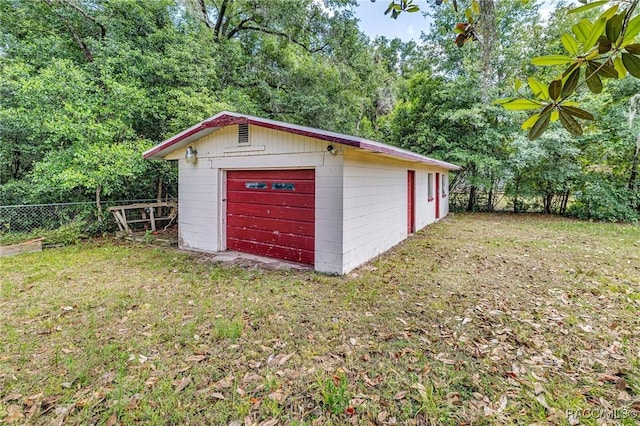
[341,149,451,274]
[176,159,219,252]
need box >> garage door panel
[226,169,315,265]
[226,180,315,194]
[227,227,314,251]
[227,215,314,236]
[227,203,314,223]
[227,191,314,208]
[228,169,315,181]
[228,239,314,264]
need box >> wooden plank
[149,206,156,231]
[0,238,44,257]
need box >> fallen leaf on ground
[393,390,407,400]
[173,377,191,393]
[106,413,118,426]
[3,405,24,423]
[185,354,208,363]
[145,377,159,388]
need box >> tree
[384,0,640,140]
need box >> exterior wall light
[185,146,197,164]
[327,145,338,156]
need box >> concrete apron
[197,250,312,272]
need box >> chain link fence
[0,199,161,237]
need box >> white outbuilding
[143,111,461,275]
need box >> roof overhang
[143,111,462,171]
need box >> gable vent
[238,123,249,145]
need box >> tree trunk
[543,193,553,214]
[629,141,639,191]
[478,0,496,99]
[96,186,103,221]
[156,177,163,202]
[467,185,477,212]
[560,190,569,215]
[513,178,520,213]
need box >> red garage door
[226,170,315,264]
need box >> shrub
[568,179,638,222]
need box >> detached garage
[143,111,461,275]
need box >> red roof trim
[143,114,247,159]
[143,111,461,170]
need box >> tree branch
[212,0,228,40]
[196,0,214,29]
[227,23,328,53]
[60,0,106,39]
[43,0,94,62]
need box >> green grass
[1,213,639,425]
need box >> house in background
[143,111,461,275]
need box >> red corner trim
[143,115,248,159]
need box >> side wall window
[427,173,434,200]
[442,174,447,196]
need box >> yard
[1,213,639,425]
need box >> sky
[354,1,432,42]
[353,0,561,42]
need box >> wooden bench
[108,202,177,235]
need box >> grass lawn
[1,213,639,425]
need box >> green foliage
[0,221,86,246]
[317,372,351,416]
[211,318,244,341]
[496,1,640,139]
[40,221,87,246]
[0,0,383,204]
[568,175,639,222]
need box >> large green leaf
[527,77,549,99]
[622,52,640,78]
[501,98,544,110]
[591,60,618,78]
[531,55,574,66]
[614,56,626,77]
[584,16,607,50]
[562,105,595,120]
[559,109,583,136]
[599,4,620,21]
[572,18,593,44]
[586,65,603,93]
[567,0,608,15]
[598,35,612,54]
[548,79,562,101]
[561,68,580,98]
[622,15,640,44]
[521,113,539,130]
[625,44,640,54]
[528,108,551,140]
[561,33,579,56]
[606,13,624,43]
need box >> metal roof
[143,111,462,171]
